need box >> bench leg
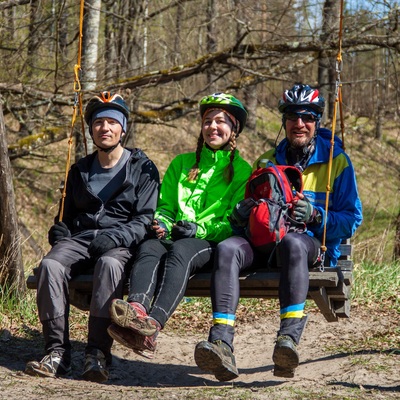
[308,287,338,322]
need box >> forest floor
[0,305,399,400]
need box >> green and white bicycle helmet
[199,92,248,134]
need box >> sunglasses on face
[285,112,316,123]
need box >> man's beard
[289,136,312,149]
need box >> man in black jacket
[25,92,160,383]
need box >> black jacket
[58,148,160,249]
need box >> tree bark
[0,104,25,292]
[318,0,340,121]
[76,0,101,160]
[394,208,400,261]
[206,0,217,89]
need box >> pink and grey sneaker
[110,299,159,336]
[107,323,159,359]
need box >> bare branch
[0,0,31,11]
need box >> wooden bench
[26,240,353,323]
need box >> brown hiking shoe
[194,340,239,382]
[107,323,158,359]
[272,335,299,378]
[81,349,109,383]
[110,299,158,336]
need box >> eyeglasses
[284,112,316,123]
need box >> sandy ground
[0,308,399,399]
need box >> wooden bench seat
[26,240,353,323]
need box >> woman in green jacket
[107,93,252,358]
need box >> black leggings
[209,233,320,348]
[128,238,215,327]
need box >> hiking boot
[107,323,158,359]
[25,351,71,378]
[272,335,299,378]
[110,299,158,336]
[82,349,109,383]
[194,340,239,382]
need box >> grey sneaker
[82,349,109,383]
[272,335,299,378]
[25,352,71,378]
[194,340,239,382]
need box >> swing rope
[320,0,345,262]
[59,0,87,221]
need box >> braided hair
[187,132,204,182]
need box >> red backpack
[244,160,305,253]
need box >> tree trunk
[318,0,340,122]
[82,0,101,90]
[394,207,400,261]
[239,0,257,133]
[76,0,101,161]
[26,0,39,79]
[0,104,25,292]
[143,0,149,70]
[244,87,257,132]
[105,2,118,80]
[174,1,183,65]
[375,103,383,140]
[206,0,217,88]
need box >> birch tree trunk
[82,0,101,90]
[76,0,101,160]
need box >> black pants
[128,238,215,327]
[208,233,320,349]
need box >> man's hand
[228,198,257,228]
[48,221,71,246]
[171,220,197,241]
[292,192,319,224]
[88,234,117,258]
[146,219,169,239]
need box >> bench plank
[26,241,353,323]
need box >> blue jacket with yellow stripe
[253,128,363,266]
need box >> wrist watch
[313,209,322,224]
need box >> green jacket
[155,145,252,243]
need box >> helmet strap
[94,139,122,153]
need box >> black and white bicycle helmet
[278,84,325,118]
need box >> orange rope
[59,0,86,221]
[320,0,345,256]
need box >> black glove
[171,220,197,241]
[88,234,117,258]
[292,197,318,224]
[228,198,257,228]
[146,219,169,240]
[48,221,71,246]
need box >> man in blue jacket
[25,92,160,383]
[194,84,362,381]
